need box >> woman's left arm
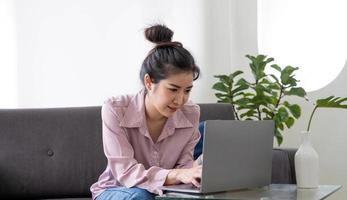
[174,125,201,169]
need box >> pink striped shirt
[90,88,200,199]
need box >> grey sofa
[0,103,296,199]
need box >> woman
[90,24,202,200]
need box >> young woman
[90,24,202,200]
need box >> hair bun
[144,24,173,44]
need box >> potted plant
[212,54,347,187]
[212,55,307,146]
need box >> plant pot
[294,131,319,188]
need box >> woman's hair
[140,24,200,85]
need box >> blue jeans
[96,187,156,200]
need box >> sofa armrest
[271,148,297,184]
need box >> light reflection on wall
[257,0,347,92]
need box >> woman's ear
[144,74,152,91]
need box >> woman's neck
[144,94,167,122]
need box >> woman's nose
[174,91,185,105]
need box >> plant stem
[307,106,318,132]
[257,107,261,120]
[275,85,284,108]
[231,104,240,120]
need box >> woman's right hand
[165,166,202,187]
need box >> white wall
[4,0,257,106]
[11,0,238,108]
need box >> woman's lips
[168,106,177,112]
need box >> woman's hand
[193,154,203,167]
[165,166,202,187]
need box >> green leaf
[246,54,273,82]
[255,84,272,95]
[231,70,244,79]
[316,96,347,109]
[235,78,249,86]
[262,107,274,118]
[267,95,278,105]
[285,117,295,128]
[252,95,267,107]
[284,87,306,97]
[274,129,283,146]
[289,104,301,119]
[214,93,229,98]
[277,107,289,121]
[282,65,298,76]
[232,84,249,95]
[212,82,229,93]
[265,57,275,64]
[242,93,255,97]
[214,75,231,86]
[283,101,301,119]
[217,100,227,103]
[214,93,232,103]
[278,122,284,131]
[259,78,271,84]
[240,110,257,119]
[281,66,299,85]
[237,105,256,110]
[307,96,347,132]
[268,82,280,90]
[270,64,282,72]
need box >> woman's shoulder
[101,93,137,121]
[104,95,133,109]
[102,89,145,117]
[104,89,144,108]
[104,94,133,108]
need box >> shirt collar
[119,88,193,129]
[119,88,146,128]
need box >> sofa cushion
[0,107,107,199]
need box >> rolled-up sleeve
[101,101,170,194]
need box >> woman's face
[147,72,194,118]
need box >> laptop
[160,120,274,194]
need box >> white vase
[294,131,319,188]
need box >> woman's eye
[169,88,178,92]
[185,90,191,94]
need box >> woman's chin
[162,108,176,117]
